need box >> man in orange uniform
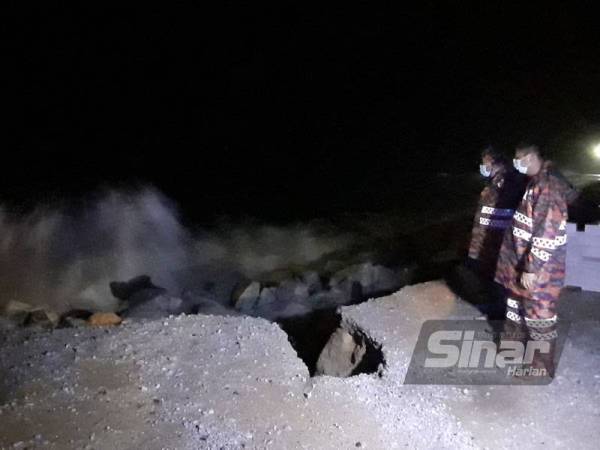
[467,146,527,320]
[495,143,573,378]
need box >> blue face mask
[513,157,528,174]
[479,164,491,177]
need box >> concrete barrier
[565,223,600,292]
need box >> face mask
[479,164,491,177]
[513,157,528,174]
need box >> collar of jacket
[489,162,508,184]
[533,160,554,180]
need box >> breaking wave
[0,187,352,313]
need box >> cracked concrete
[1,281,598,449]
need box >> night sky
[6,4,600,218]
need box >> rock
[308,290,350,310]
[233,281,313,319]
[315,328,366,377]
[2,300,34,326]
[62,309,93,320]
[255,287,278,313]
[192,298,240,317]
[62,317,88,328]
[1,301,60,329]
[124,295,188,319]
[27,309,60,329]
[301,271,322,294]
[109,275,159,301]
[230,280,252,305]
[258,268,298,284]
[115,281,179,319]
[59,309,93,328]
[182,290,233,316]
[178,266,246,305]
[88,312,123,327]
[269,301,312,319]
[330,262,401,297]
[233,281,261,312]
[276,279,310,304]
[331,280,363,304]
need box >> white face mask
[513,157,528,174]
[479,164,491,177]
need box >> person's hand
[521,272,536,290]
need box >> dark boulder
[109,275,159,301]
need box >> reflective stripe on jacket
[468,164,527,276]
[495,161,570,303]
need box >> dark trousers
[464,257,506,320]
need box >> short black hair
[515,142,543,157]
[481,146,507,164]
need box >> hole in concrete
[348,330,385,377]
[277,308,385,377]
[277,307,341,376]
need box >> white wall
[565,223,600,292]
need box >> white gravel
[1,282,599,449]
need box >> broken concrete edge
[314,327,365,377]
[324,312,387,378]
[316,280,486,379]
[312,295,389,378]
[347,323,386,377]
[343,281,490,381]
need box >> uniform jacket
[495,161,570,303]
[468,163,527,277]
